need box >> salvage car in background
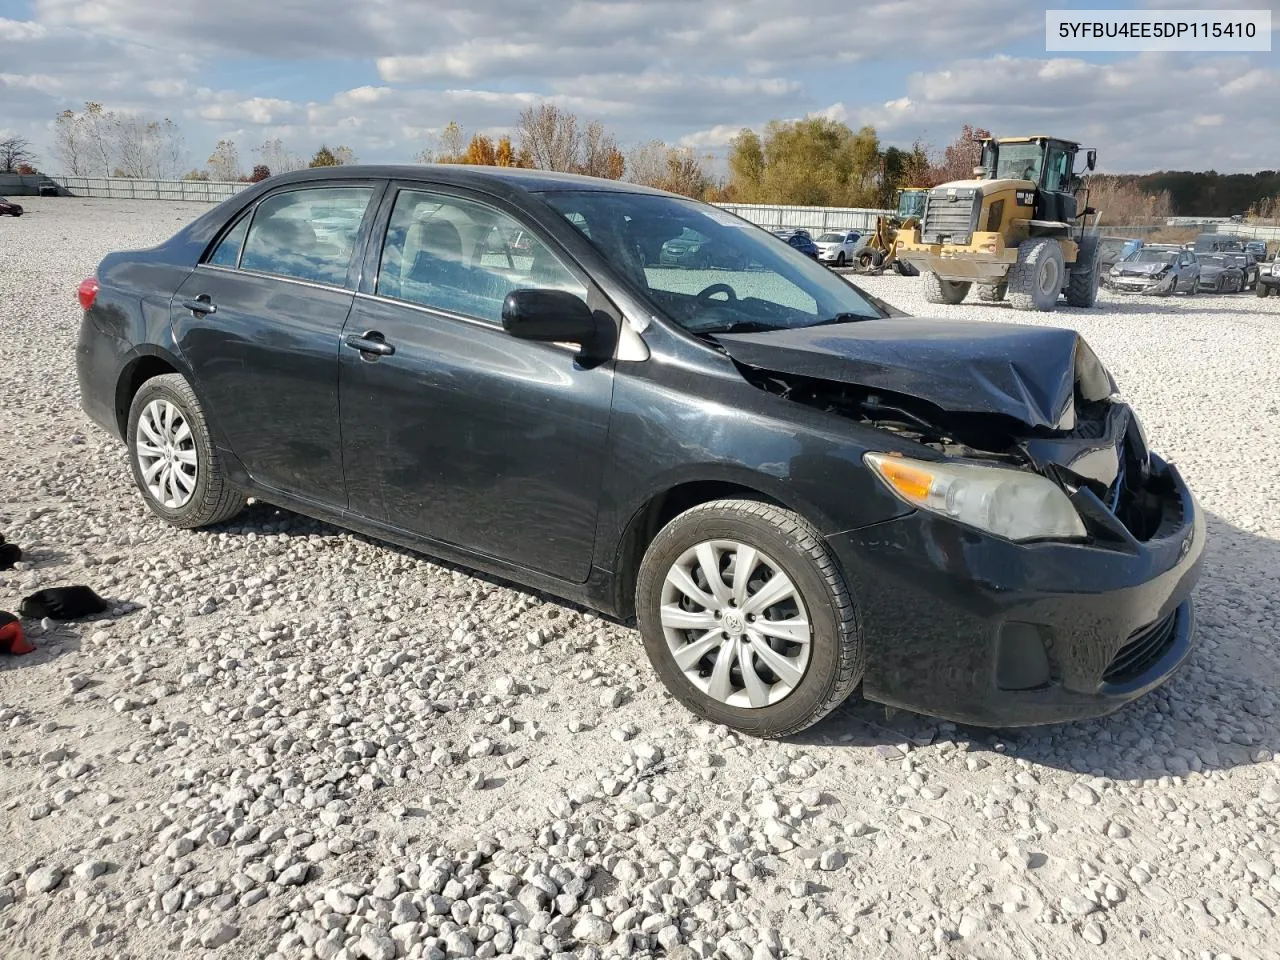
[771,228,820,259]
[1256,254,1280,297]
[1227,252,1260,290]
[75,165,1204,737]
[1197,253,1245,293]
[1107,246,1199,295]
[813,230,863,267]
[1097,236,1142,273]
[0,197,23,217]
[659,226,746,270]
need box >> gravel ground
[2,196,1280,960]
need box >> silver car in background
[1107,246,1200,296]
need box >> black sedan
[76,166,1204,736]
[0,197,23,217]
[1197,254,1245,293]
[772,228,820,259]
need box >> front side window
[239,186,374,286]
[376,189,585,323]
[542,190,884,335]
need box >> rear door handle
[181,296,216,315]
[345,332,395,358]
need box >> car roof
[259,163,673,197]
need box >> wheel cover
[659,540,812,709]
[1038,255,1061,296]
[136,399,198,509]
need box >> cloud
[2,1,1276,175]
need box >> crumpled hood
[716,317,1117,432]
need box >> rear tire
[1007,238,1065,311]
[126,374,245,529]
[976,283,1007,303]
[922,272,971,305]
[635,499,863,739]
[1258,283,1270,298]
[835,252,846,267]
[1065,235,1100,308]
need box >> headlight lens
[864,452,1087,542]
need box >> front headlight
[864,452,1087,542]
[1109,266,1121,276]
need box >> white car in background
[814,230,864,267]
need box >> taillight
[77,277,99,311]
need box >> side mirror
[502,289,600,347]
[1086,149,1097,171]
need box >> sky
[1,0,1278,176]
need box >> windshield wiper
[699,321,783,335]
[813,312,876,325]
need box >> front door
[171,182,381,506]
[337,185,615,582]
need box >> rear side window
[239,187,375,286]
[376,189,585,323]
[207,215,250,267]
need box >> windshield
[1199,255,1226,265]
[1128,249,1176,264]
[1098,239,1129,256]
[994,143,1044,182]
[541,191,884,334]
[817,233,844,242]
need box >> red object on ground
[0,613,34,655]
[77,277,99,311]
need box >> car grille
[1103,612,1177,684]
[921,190,980,245]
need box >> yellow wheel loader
[896,136,1102,311]
[853,188,926,275]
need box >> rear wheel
[976,283,1007,302]
[856,248,884,270]
[922,272,971,304]
[835,252,846,267]
[127,374,245,529]
[1007,238,1065,311]
[635,500,863,738]
[893,260,919,276]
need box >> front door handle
[181,296,216,315]
[345,331,395,358]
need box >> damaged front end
[718,319,1174,544]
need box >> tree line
[41,101,1280,219]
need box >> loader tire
[1007,239,1065,312]
[976,283,1007,302]
[922,272,971,305]
[1065,234,1101,308]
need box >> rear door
[336,182,616,582]
[171,181,383,507]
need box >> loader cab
[896,188,926,223]
[977,136,1095,226]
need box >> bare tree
[661,147,710,199]
[579,121,624,179]
[626,140,669,189]
[53,110,86,175]
[0,136,38,174]
[331,145,357,166]
[254,139,305,174]
[517,103,579,173]
[207,139,241,181]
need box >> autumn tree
[929,124,992,184]
[727,129,765,199]
[1084,176,1172,225]
[207,139,241,180]
[579,120,624,179]
[494,136,529,167]
[0,136,38,174]
[516,103,579,172]
[725,118,883,207]
[331,145,357,165]
[309,145,339,168]
[463,134,497,166]
[249,164,271,182]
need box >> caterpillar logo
[1015,190,1036,206]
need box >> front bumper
[896,234,1017,282]
[1107,272,1174,294]
[827,455,1205,727]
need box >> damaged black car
[76,167,1205,737]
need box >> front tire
[835,252,846,267]
[922,272,971,304]
[1258,283,1271,298]
[127,374,244,529]
[1006,238,1065,311]
[635,500,863,738]
[1065,235,1100,308]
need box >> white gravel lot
[2,196,1280,960]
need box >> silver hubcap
[660,540,812,709]
[135,399,197,509]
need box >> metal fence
[713,203,892,234]
[52,176,251,203]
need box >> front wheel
[1258,283,1271,299]
[635,500,863,738]
[127,374,245,529]
[922,272,971,304]
[1006,238,1065,311]
[835,252,846,267]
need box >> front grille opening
[922,193,980,245]
[1103,612,1176,684]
